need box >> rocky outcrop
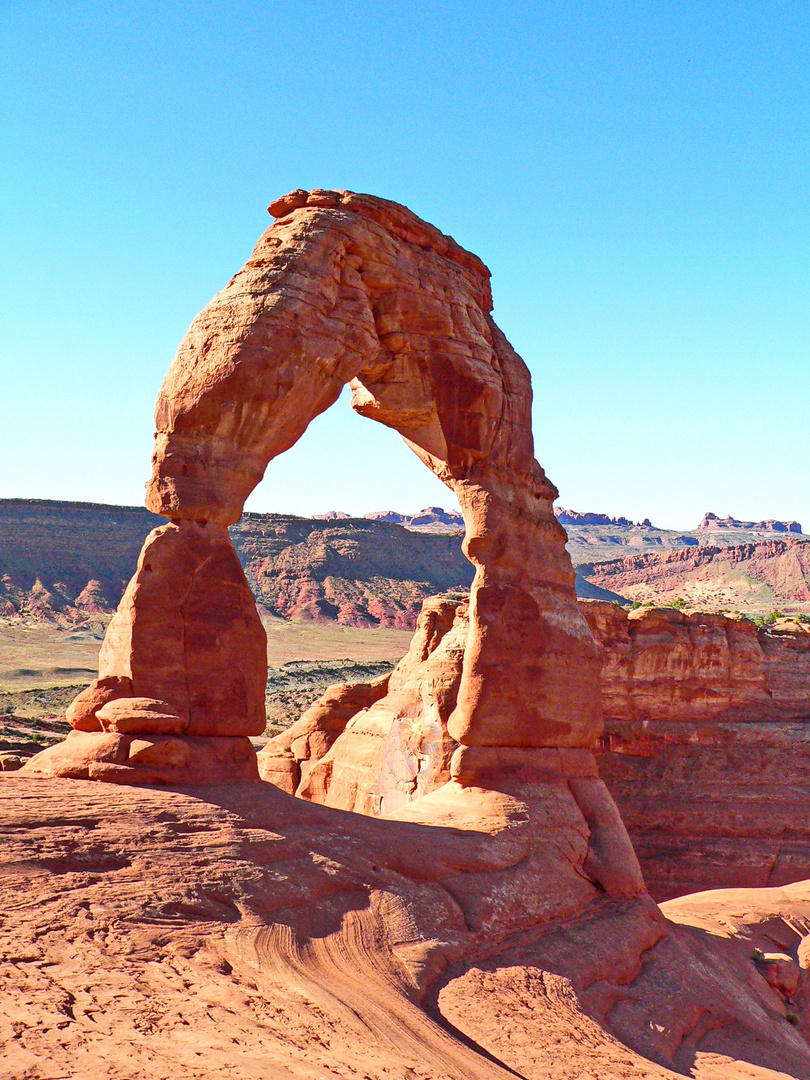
[555,508,650,527]
[698,511,802,533]
[232,512,471,627]
[364,505,465,531]
[578,538,810,612]
[260,596,466,810]
[583,601,810,900]
[27,189,602,786]
[9,190,810,1078]
[5,498,809,627]
[23,520,266,783]
[6,774,810,1079]
[262,593,810,901]
[0,499,473,630]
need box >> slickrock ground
[3,774,810,1080]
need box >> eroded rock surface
[3,775,810,1080]
[8,189,810,1078]
[23,520,266,783]
[31,189,599,782]
[584,601,810,900]
[263,594,810,901]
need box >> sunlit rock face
[261,594,810,901]
[27,189,599,784]
[14,192,810,1080]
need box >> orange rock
[96,697,186,735]
[97,520,266,737]
[257,674,390,791]
[22,731,259,784]
[145,190,600,754]
[289,597,467,813]
[584,601,810,899]
[65,674,133,731]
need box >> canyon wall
[261,596,810,900]
[578,538,810,611]
[585,601,810,900]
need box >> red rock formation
[30,189,601,785]
[578,537,810,610]
[582,601,810,900]
[145,188,600,754]
[265,596,466,812]
[24,520,266,783]
[264,593,810,901]
[5,774,810,1078]
[9,191,810,1077]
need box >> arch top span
[146,187,535,527]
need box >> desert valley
[3,190,810,1080]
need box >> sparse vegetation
[264,658,396,731]
[751,610,787,628]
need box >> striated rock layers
[232,512,472,627]
[584,601,810,901]
[578,537,810,612]
[6,774,810,1080]
[11,190,810,1077]
[26,188,600,784]
[261,595,810,901]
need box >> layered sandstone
[9,189,810,1076]
[23,520,266,783]
[578,537,810,611]
[262,594,810,900]
[583,601,810,900]
[4,774,810,1079]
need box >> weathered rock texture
[584,601,810,901]
[9,190,810,1077]
[4,774,810,1079]
[30,189,600,783]
[23,520,266,783]
[232,512,472,627]
[145,188,600,752]
[261,596,465,810]
[261,594,810,901]
[578,537,810,612]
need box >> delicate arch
[145,190,599,749]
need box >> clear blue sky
[3,0,808,530]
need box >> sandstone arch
[25,189,600,781]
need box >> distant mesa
[316,506,661,532]
[554,508,657,528]
[697,511,802,533]
[315,506,466,532]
